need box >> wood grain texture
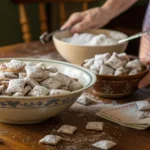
[38,3,48,33]
[12,0,95,4]
[0,41,150,150]
[19,4,32,42]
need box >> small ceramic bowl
[53,29,128,64]
[82,55,149,98]
[92,66,149,98]
[0,58,96,124]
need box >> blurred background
[0,0,149,56]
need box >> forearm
[101,0,138,20]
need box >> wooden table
[0,41,150,150]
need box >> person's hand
[61,7,111,33]
[138,58,150,88]
[138,71,150,88]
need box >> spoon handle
[40,27,71,44]
[118,29,150,44]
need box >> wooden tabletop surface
[0,41,150,150]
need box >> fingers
[140,57,150,64]
[70,17,94,33]
[61,12,82,30]
[138,71,150,88]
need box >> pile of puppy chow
[83,53,146,76]
[0,59,83,97]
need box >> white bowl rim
[53,28,128,47]
[0,58,96,100]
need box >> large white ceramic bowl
[53,29,128,64]
[0,58,96,124]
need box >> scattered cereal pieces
[86,122,104,131]
[76,94,93,105]
[57,125,77,135]
[136,100,150,111]
[39,135,62,145]
[92,140,116,150]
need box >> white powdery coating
[57,125,77,135]
[99,65,114,75]
[24,77,39,88]
[128,67,142,75]
[6,79,26,93]
[136,100,150,111]
[83,58,94,68]
[69,80,83,92]
[86,122,104,131]
[0,72,17,80]
[117,53,130,61]
[25,65,44,78]
[76,94,93,105]
[95,53,111,62]
[6,59,25,72]
[92,140,116,150]
[40,78,62,89]
[62,33,117,46]
[126,59,142,69]
[39,135,62,145]
[49,89,70,96]
[45,66,58,73]
[28,86,49,96]
[114,67,129,76]
[49,72,71,87]
[105,54,124,69]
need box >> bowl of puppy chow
[82,52,149,98]
[0,58,96,124]
[53,29,128,64]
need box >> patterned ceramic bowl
[0,58,96,124]
[93,67,149,98]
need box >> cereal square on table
[86,122,104,131]
[92,140,116,150]
[136,100,150,111]
[57,125,77,135]
[76,94,93,105]
[39,135,62,145]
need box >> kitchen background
[0,0,148,55]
